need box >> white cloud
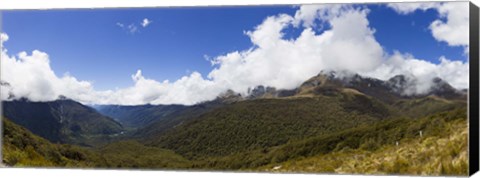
[141,18,152,27]
[117,18,152,34]
[127,24,138,33]
[387,2,439,14]
[388,2,469,48]
[116,22,125,28]
[1,48,97,102]
[429,2,469,47]
[1,33,9,45]
[94,70,224,105]
[1,4,469,105]
[117,22,138,34]
[293,4,350,28]
[116,23,139,34]
[208,5,383,94]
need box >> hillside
[254,108,468,176]
[2,98,124,146]
[2,117,192,169]
[173,108,466,175]
[146,91,398,159]
[132,98,231,138]
[2,117,97,167]
[392,96,466,118]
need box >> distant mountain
[428,77,466,100]
[2,98,124,146]
[244,71,466,103]
[94,104,187,128]
[295,71,466,117]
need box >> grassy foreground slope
[254,108,468,176]
[2,117,96,167]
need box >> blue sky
[0,2,470,105]
[2,6,295,90]
[1,4,467,90]
[367,5,466,60]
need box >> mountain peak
[57,95,70,100]
[246,85,277,99]
[386,74,413,94]
[216,89,243,103]
[428,77,464,100]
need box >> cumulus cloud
[430,2,469,47]
[0,4,469,105]
[293,4,350,28]
[388,2,469,48]
[94,70,224,105]
[141,18,152,27]
[209,5,384,94]
[1,46,98,102]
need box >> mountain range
[1,71,468,175]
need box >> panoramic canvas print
[0,1,471,176]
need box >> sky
[2,7,298,90]
[0,2,470,105]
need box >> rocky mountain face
[224,71,466,103]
